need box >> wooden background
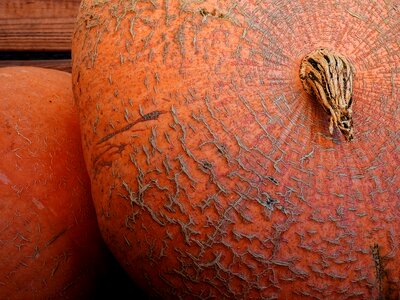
[0,0,81,72]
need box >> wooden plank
[0,60,72,73]
[0,0,81,51]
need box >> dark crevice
[0,51,71,61]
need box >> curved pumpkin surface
[0,67,109,299]
[72,1,400,299]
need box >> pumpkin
[72,1,400,299]
[0,66,110,299]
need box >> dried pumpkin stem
[300,48,355,141]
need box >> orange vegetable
[72,1,400,299]
[0,67,109,299]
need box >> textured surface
[0,0,80,51]
[72,1,400,299]
[0,67,108,299]
[0,0,80,72]
[300,48,355,141]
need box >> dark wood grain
[0,59,72,72]
[0,0,80,51]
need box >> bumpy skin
[0,67,109,299]
[72,1,400,299]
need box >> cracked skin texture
[0,67,109,299]
[72,1,400,299]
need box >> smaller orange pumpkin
[0,67,110,299]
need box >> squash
[0,67,109,299]
[72,1,400,299]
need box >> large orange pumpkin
[0,67,110,299]
[72,1,400,299]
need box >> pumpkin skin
[0,67,110,299]
[72,1,400,299]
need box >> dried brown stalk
[300,48,355,141]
